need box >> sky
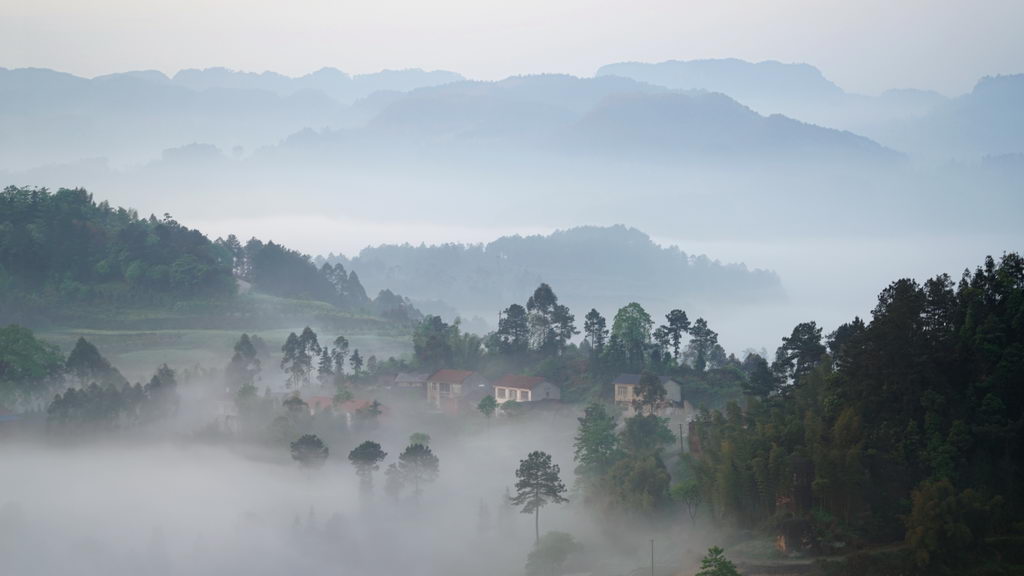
[4,0,1023,96]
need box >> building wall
[533,381,561,401]
[495,386,531,403]
[665,381,682,403]
[615,383,636,404]
[427,375,488,412]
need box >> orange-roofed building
[426,369,490,414]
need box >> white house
[493,375,561,403]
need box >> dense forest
[687,253,1024,573]
[0,186,420,326]
[0,186,234,304]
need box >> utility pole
[651,539,655,576]
[678,423,684,451]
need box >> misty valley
[1,18,1023,574]
[0,185,1022,576]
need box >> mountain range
[2,59,1020,174]
[597,58,1024,161]
[1,60,1020,255]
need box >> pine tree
[348,441,387,494]
[512,451,568,545]
[398,443,440,499]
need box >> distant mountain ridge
[269,74,899,163]
[595,59,1024,161]
[873,74,1024,161]
[5,61,1017,173]
[323,225,784,327]
[0,66,464,170]
[561,92,892,162]
[111,66,465,101]
[597,58,845,107]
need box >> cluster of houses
[246,369,695,425]
[388,370,692,417]
[416,370,563,415]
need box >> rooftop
[428,369,477,384]
[494,375,550,390]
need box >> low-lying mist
[1,401,715,576]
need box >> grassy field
[26,291,414,383]
[39,326,414,383]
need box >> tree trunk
[534,508,539,545]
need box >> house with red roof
[426,369,491,414]
[493,375,561,404]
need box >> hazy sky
[5,0,1022,95]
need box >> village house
[492,375,561,404]
[302,395,387,428]
[613,373,683,413]
[393,372,430,389]
[306,395,335,414]
[426,369,491,414]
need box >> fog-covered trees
[687,317,718,372]
[609,303,653,371]
[349,349,364,378]
[413,315,456,371]
[496,303,530,355]
[280,327,323,387]
[65,337,127,388]
[583,309,608,353]
[661,309,691,360]
[494,284,577,358]
[525,532,582,576]
[317,348,334,384]
[348,441,387,493]
[573,403,619,483]
[225,333,261,394]
[291,434,329,469]
[0,324,64,403]
[240,240,375,310]
[398,443,440,499]
[47,364,179,431]
[512,451,568,544]
[384,463,404,500]
[408,432,431,446]
[526,283,577,355]
[142,364,179,419]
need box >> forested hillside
[0,186,235,305]
[0,186,420,327]
[689,253,1024,573]
[329,225,783,323]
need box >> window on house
[496,388,505,399]
[519,390,527,401]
